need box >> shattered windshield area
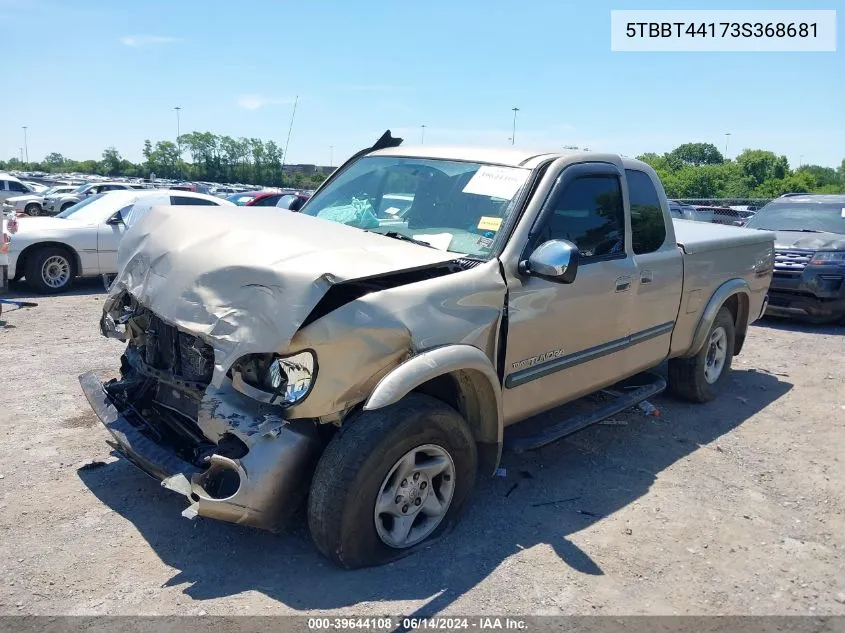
[299,155,531,258]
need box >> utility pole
[22,126,29,164]
[421,124,426,144]
[174,106,182,180]
[724,132,731,158]
[511,108,519,146]
[19,148,24,163]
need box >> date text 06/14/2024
[307,617,528,631]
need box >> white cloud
[236,94,295,111]
[120,34,182,48]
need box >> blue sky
[2,0,842,168]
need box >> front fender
[364,344,504,474]
[684,278,750,357]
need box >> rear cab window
[625,169,667,254]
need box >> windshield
[71,184,91,194]
[40,187,58,197]
[299,156,531,257]
[55,193,136,222]
[745,202,845,234]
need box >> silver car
[41,182,145,215]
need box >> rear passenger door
[623,169,684,375]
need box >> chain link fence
[669,198,774,225]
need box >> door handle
[641,270,654,284]
[615,276,632,292]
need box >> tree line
[3,136,844,197]
[1,132,328,189]
[637,143,845,199]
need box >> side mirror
[106,212,123,225]
[519,239,579,283]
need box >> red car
[245,191,310,210]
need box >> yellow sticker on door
[477,216,502,231]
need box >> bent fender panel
[364,344,504,473]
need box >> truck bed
[672,219,774,254]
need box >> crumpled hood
[774,230,845,251]
[108,205,460,385]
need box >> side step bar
[503,372,667,453]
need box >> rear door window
[625,169,667,254]
[170,196,219,206]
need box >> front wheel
[24,203,40,216]
[668,306,736,403]
[308,393,477,569]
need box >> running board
[503,373,667,453]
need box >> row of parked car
[1,172,314,217]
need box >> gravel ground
[0,279,843,616]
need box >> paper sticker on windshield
[477,216,502,231]
[384,207,401,216]
[463,165,529,199]
[841,207,845,218]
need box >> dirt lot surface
[1,279,843,616]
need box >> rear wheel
[24,203,40,216]
[308,393,477,569]
[668,306,735,403]
[25,246,75,294]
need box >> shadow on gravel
[5,277,106,299]
[753,315,844,336]
[78,368,792,615]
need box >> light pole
[329,145,333,167]
[421,124,426,144]
[19,148,24,163]
[22,126,29,164]
[511,108,519,146]
[174,106,182,179]
[724,132,731,158]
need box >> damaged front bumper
[79,371,322,531]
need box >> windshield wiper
[760,228,823,233]
[367,230,434,248]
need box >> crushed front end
[80,292,322,531]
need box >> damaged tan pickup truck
[80,132,775,569]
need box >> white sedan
[8,189,234,293]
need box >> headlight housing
[809,251,845,265]
[231,351,316,406]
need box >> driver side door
[502,163,637,423]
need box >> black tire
[24,246,76,294]
[308,393,477,569]
[24,203,40,216]
[668,306,736,403]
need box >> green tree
[101,147,123,176]
[667,143,724,167]
[44,152,65,168]
[735,150,789,188]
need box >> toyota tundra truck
[79,132,775,569]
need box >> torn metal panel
[106,204,461,388]
[284,259,507,420]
